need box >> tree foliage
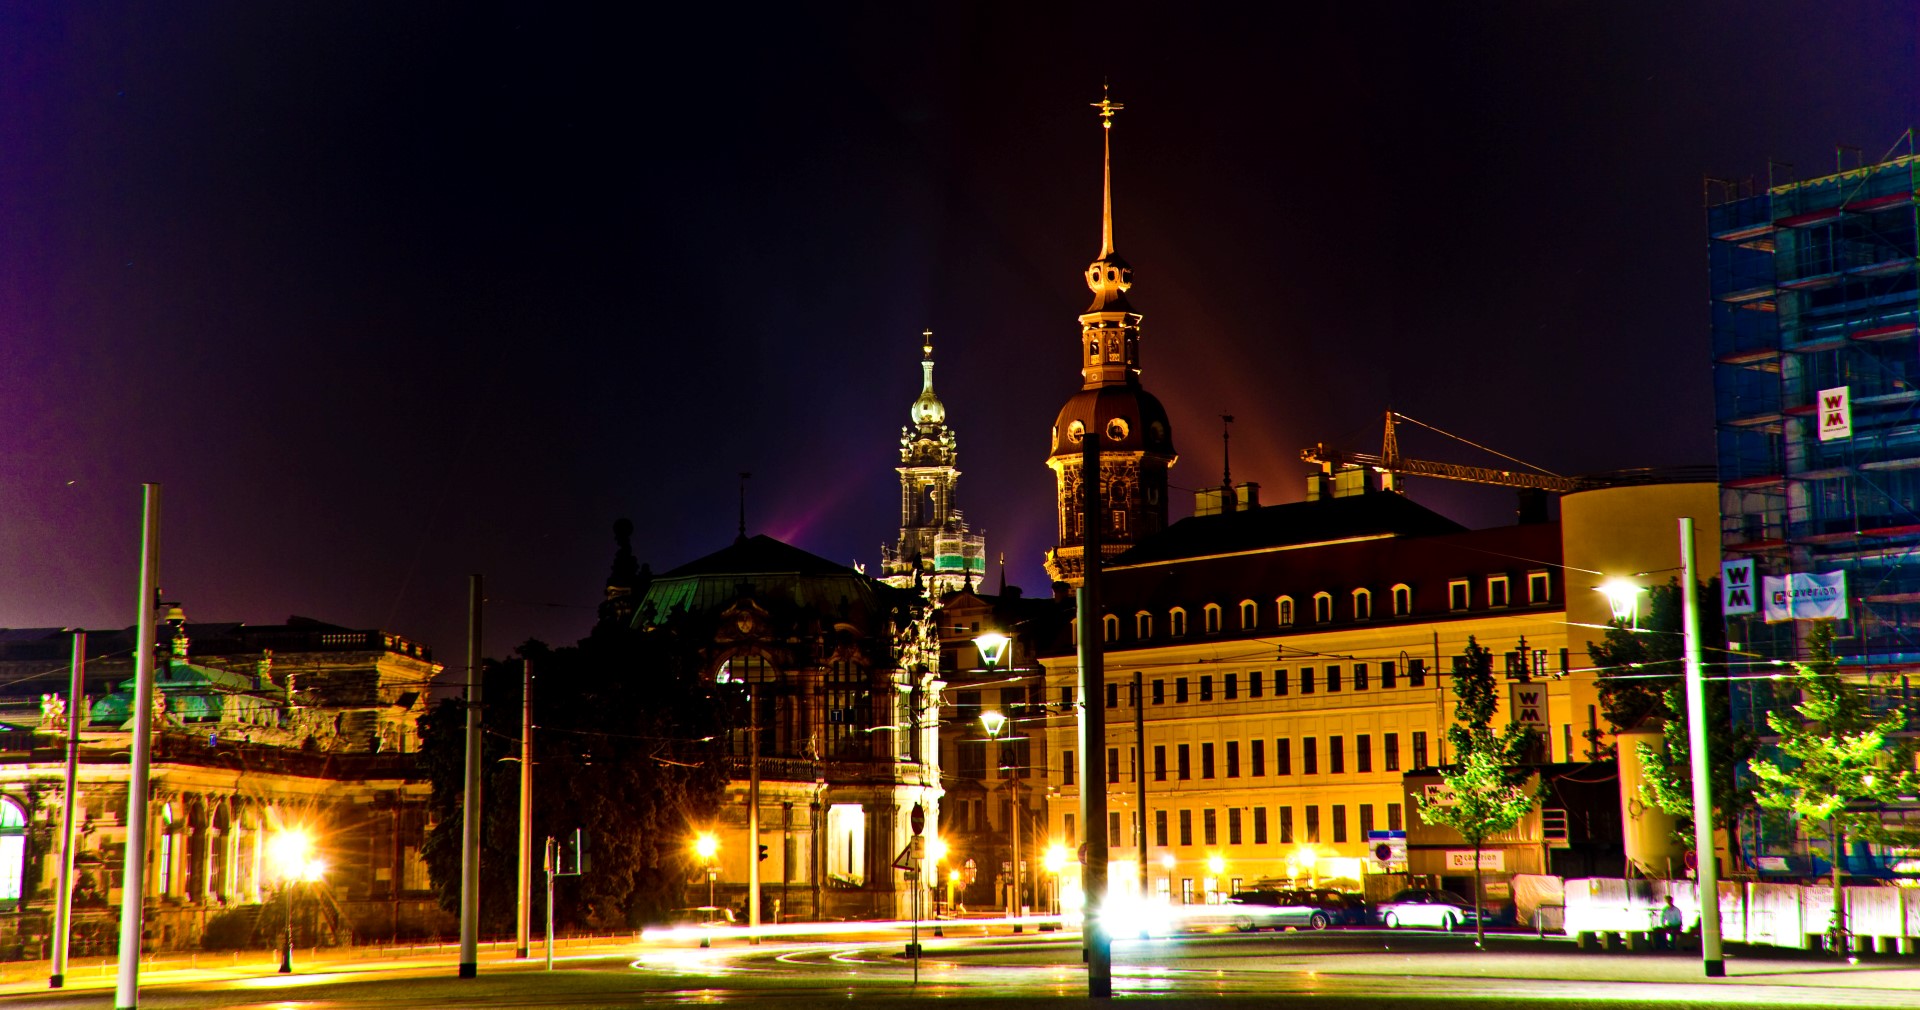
[1749,620,1916,942]
[420,620,728,934]
[1414,637,1536,946]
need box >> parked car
[667,906,738,928]
[1226,888,1367,931]
[1375,888,1479,930]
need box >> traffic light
[758,844,769,862]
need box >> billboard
[1722,559,1755,616]
[1762,570,1849,623]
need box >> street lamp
[1207,854,1226,904]
[979,708,1023,930]
[1598,578,1647,628]
[693,832,719,947]
[1045,844,1068,915]
[268,828,321,973]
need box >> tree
[1414,637,1536,947]
[1588,579,1753,865]
[1748,620,1917,950]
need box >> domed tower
[1045,89,1177,587]
[881,329,986,593]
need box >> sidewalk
[0,933,644,997]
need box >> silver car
[1375,888,1479,930]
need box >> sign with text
[1422,783,1458,807]
[1508,682,1547,731]
[1367,830,1407,873]
[1762,570,1849,623]
[1818,386,1852,441]
[1721,559,1756,616]
[1444,849,1504,872]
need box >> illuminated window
[1352,588,1372,621]
[1276,596,1294,626]
[1488,575,1510,608]
[1391,584,1412,616]
[1312,593,1332,623]
[826,804,866,885]
[1170,608,1188,637]
[1528,571,1551,604]
[0,798,23,908]
[1136,611,1153,639]
[1202,604,1222,634]
[1448,580,1470,611]
[1239,600,1257,628]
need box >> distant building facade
[632,534,941,921]
[0,615,445,957]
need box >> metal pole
[748,684,760,943]
[280,883,294,972]
[1011,773,1022,933]
[1077,427,1111,997]
[51,630,84,988]
[458,574,483,978]
[113,483,159,1010]
[517,657,533,959]
[544,837,555,971]
[1678,518,1725,977]
[1134,669,1148,904]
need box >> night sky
[3,5,1915,668]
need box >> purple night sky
[2,5,1915,667]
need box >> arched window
[1239,600,1257,629]
[1312,592,1333,624]
[1103,614,1120,642]
[1202,604,1223,634]
[1277,596,1295,626]
[1170,608,1189,637]
[1392,584,1413,616]
[0,797,22,908]
[1135,611,1154,639]
[1352,588,1372,621]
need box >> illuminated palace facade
[0,615,445,955]
[1037,479,1717,907]
[879,330,987,595]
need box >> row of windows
[1061,802,1408,850]
[1063,650,1566,712]
[1100,572,1554,640]
[1059,732,1431,786]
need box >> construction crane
[1300,411,1583,493]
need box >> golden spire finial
[1091,82,1123,257]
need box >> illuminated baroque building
[0,614,445,956]
[1044,92,1177,587]
[880,330,986,594]
[632,533,941,920]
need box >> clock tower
[881,329,986,593]
[1044,89,1177,587]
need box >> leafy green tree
[1749,620,1917,949]
[1588,579,1753,864]
[1415,637,1537,946]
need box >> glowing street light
[974,632,1010,669]
[1598,578,1646,627]
[269,828,321,973]
[693,832,720,946]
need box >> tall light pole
[114,483,160,1010]
[458,575,483,979]
[51,629,84,990]
[978,708,1020,931]
[516,656,533,960]
[1678,517,1725,977]
[695,832,719,948]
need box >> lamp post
[694,832,719,948]
[1597,519,1723,978]
[1046,844,1068,915]
[979,708,1021,931]
[268,829,321,974]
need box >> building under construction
[1709,133,1920,874]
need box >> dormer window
[1391,584,1413,616]
[1240,600,1258,629]
[1136,611,1153,639]
[1352,588,1372,621]
[1527,571,1551,604]
[1312,593,1333,624]
[1448,580,1470,611]
[1488,575,1510,608]
[1170,608,1188,637]
[1277,596,1295,627]
[1103,614,1120,641]
[1202,604,1223,634]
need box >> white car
[1375,888,1479,930]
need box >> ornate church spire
[881,329,985,593]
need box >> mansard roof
[1109,490,1468,567]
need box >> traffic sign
[909,802,926,836]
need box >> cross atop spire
[1091,83,1124,257]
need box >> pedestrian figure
[1654,896,1684,950]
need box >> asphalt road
[7,928,1920,1009]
